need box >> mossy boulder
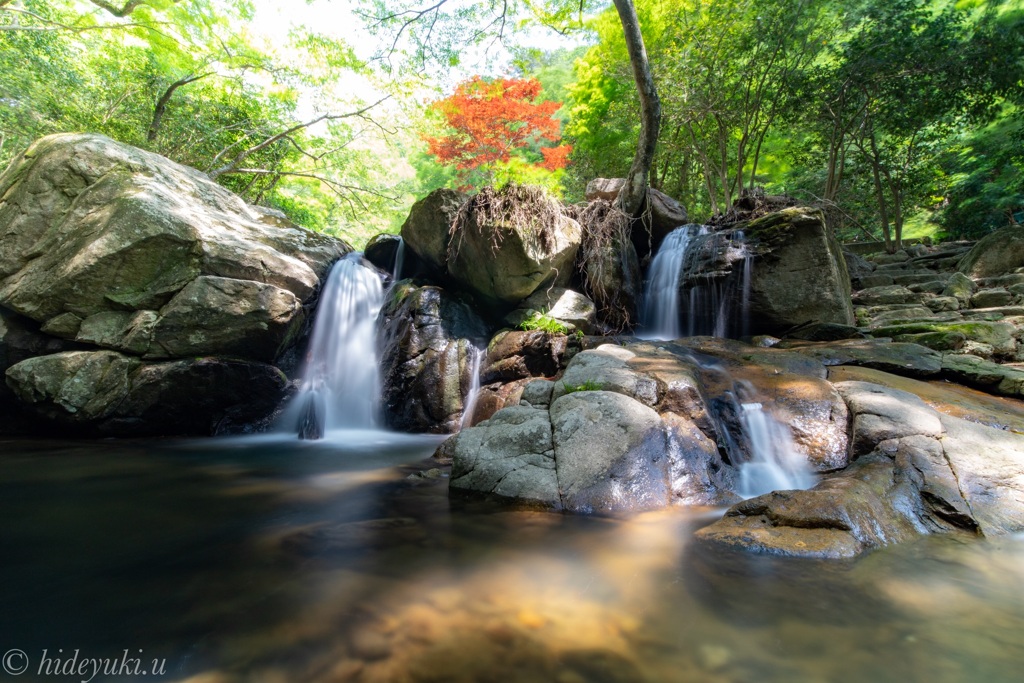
[870,321,1016,358]
[740,208,855,334]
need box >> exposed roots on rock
[448,183,565,261]
[572,199,636,333]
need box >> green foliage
[519,312,570,334]
[561,379,603,393]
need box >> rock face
[378,282,489,433]
[742,207,855,333]
[0,133,350,434]
[446,186,582,304]
[695,378,1024,558]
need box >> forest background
[1,0,1022,250]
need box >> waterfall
[641,226,754,341]
[640,225,705,340]
[392,236,406,281]
[730,382,814,498]
[281,253,384,439]
[460,345,484,430]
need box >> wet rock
[481,330,571,384]
[782,322,866,342]
[469,379,531,426]
[446,405,561,509]
[5,350,285,434]
[378,283,489,433]
[833,381,943,457]
[940,354,1024,398]
[552,391,670,514]
[695,455,926,559]
[871,321,1016,359]
[363,233,402,274]
[551,345,658,406]
[400,188,467,275]
[779,338,943,378]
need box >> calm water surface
[1,433,1022,683]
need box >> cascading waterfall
[729,380,815,498]
[392,236,406,281]
[460,345,485,430]
[640,225,706,340]
[640,226,753,340]
[280,253,384,439]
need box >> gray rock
[957,227,1024,278]
[833,381,943,457]
[854,273,894,289]
[520,379,555,408]
[551,391,670,514]
[926,296,961,312]
[506,287,597,334]
[148,276,303,362]
[942,272,977,306]
[400,188,466,274]
[853,285,918,306]
[783,339,943,378]
[551,345,658,406]
[742,208,855,334]
[378,283,489,433]
[446,405,560,508]
[970,287,1013,309]
[447,186,581,303]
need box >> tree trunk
[612,0,661,218]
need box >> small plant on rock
[519,312,570,334]
[562,379,603,394]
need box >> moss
[562,379,603,394]
[519,312,569,334]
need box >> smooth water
[641,227,753,341]
[640,225,705,340]
[392,237,406,281]
[736,399,815,498]
[460,345,484,431]
[2,437,1022,683]
[280,254,384,438]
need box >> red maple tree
[424,76,571,185]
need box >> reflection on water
[1,435,1023,683]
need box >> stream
[1,434,1022,683]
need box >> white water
[460,345,485,430]
[280,253,384,439]
[735,393,815,498]
[640,226,705,340]
[392,236,406,281]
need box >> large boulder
[0,133,350,433]
[957,227,1024,278]
[399,188,466,275]
[742,208,855,334]
[4,350,286,435]
[378,282,489,433]
[0,134,347,330]
[446,185,581,304]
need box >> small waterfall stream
[392,236,406,281]
[281,253,384,439]
[460,345,485,430]
[734,392,815,498]
[640,226,753,340]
